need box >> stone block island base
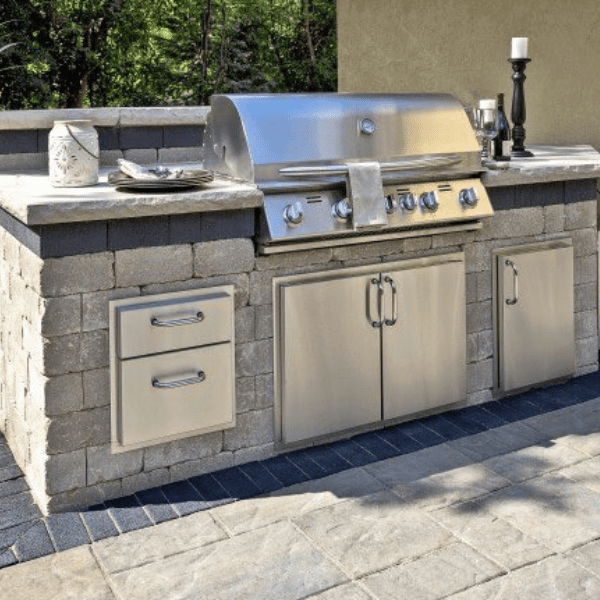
[0,144,599,514]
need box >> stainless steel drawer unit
[110,287,235,452]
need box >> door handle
[150,312,204,327]
[383,276,398,326]
[152,370,206,389]
[505,259,519,305]
[370,278,384,327]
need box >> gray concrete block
[544,203,564,234]
[565,200,597,231]
[491,207,544,239]
[40,295,81,337]
[123,148,158,164]
[572,228,598,258]
[45,449,87,494]
[576,336,598,369]
[83,368,110,408]
[466,389,494,407]
[467,301,492,334]
[142,273,250,309]
[234,443,276,466]
[403,236,432,253]
[236,339,273,377]
[465,272,477,304]
[82,287,140,331]
[255,304,273,340]
[331,239,403,262]
[575,310,598,341]
[249,270,273,306]
[115,245,193,287]
[168,451,234,481]
[574,254,597,285]
[256,373,274,409]
[120,467,170,497]
[467,359,493,393]
[236,376,256,413]
[80,330,109,371]
[47,480,123,514]
[254,248,333,272]
[43,333,81,376]
[223,408,274,451]
[46,407,110,454]
[465,241,492,273]
[575,282,597,313]
[235,306,255,344]
[194,238,255,277]
[41,253,115,296]
[467,333,478,364]
[29,370,84,417]
[477,330,494,361]
[143,431,223,471]
[476,270,492,302]
[158,146,204,163]
[87,444,143,486]
[432,231,475,249]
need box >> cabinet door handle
[370,278,385,328]
[152,370,206,389]
[150,312,204,327]
[383,276,398,326]
[505,259,519,305]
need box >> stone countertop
[482,145,600,187]
[0,168,264,226]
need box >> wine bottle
[493,93,511,161]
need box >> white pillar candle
[478,99,496,109]
[511,37,528,59]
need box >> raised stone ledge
[0,106,210,130]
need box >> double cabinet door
[277,254,466,445]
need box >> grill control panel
[262,178,494,245]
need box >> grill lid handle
[279,154,462,177]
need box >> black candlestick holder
[509,58,534,157]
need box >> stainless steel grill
[203,93,494,253]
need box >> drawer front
[118,344,234,447]
[117,291,233,359]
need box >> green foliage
[0,0,337,109]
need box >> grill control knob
[459,187,479,207]
[420,191,439,212]
[384,194,398,214]
[334,198,353,220]
[283,201,304,225]
[400,193,417,211]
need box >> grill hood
[203,93,482,191]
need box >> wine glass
[473,107,499,161]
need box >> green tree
[0,0,337,109]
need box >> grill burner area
[203,93,494,252]
[258,177,491,252]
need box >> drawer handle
[150,312,204,328]
[152,370,206,389]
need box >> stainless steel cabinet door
[382,258,466,420]
[497,244,574,392]
[279,274,381,444]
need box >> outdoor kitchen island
[0,145,599,514]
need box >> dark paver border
[1,369,599,568]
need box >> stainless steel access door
[279,273,382,445]
[496,241,574,392]
[382,256,466,420]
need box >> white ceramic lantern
[49,120,99,187]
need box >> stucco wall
[337,0,600,150]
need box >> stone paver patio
[2,370,600,598]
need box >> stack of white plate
[108,159,214,191]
